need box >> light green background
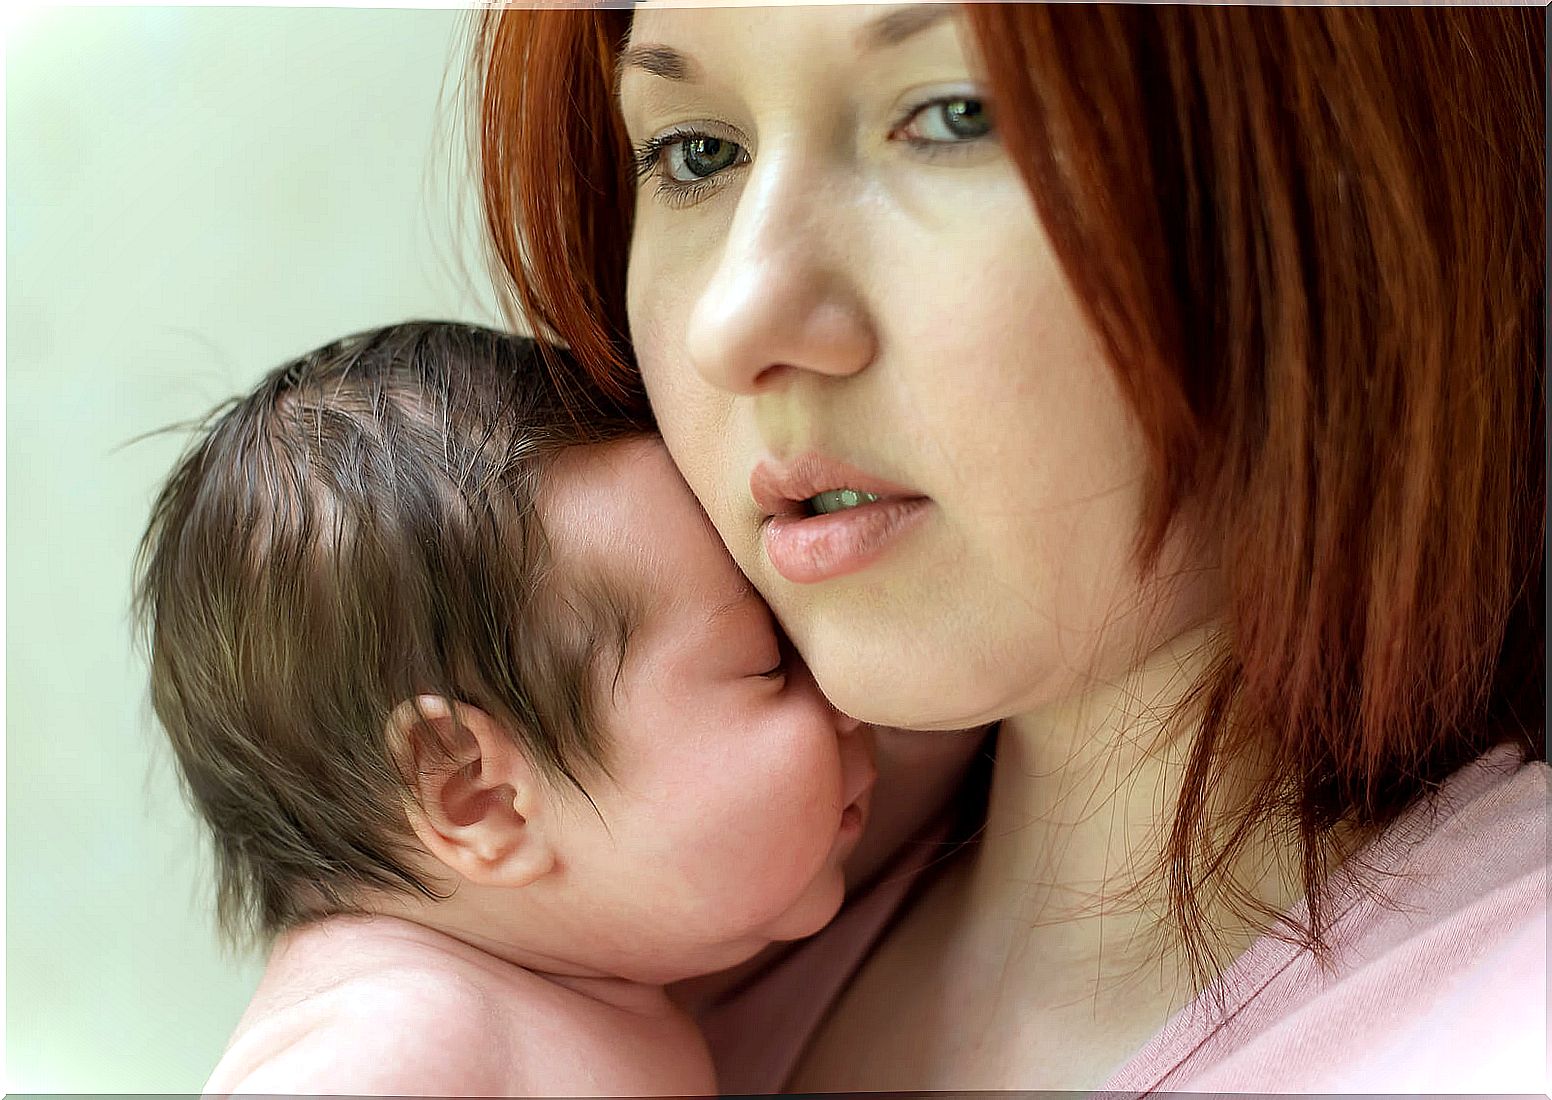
[8,7,503,1090]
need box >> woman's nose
[684,171,877,395]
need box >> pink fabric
[1102,744,1548,1094]
[696,823,961,1094]
[699,744,1549,1094]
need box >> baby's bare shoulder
[212,961,714,1097]
[210,966,521,1096]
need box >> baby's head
[136,322,874,982]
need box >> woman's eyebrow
[616,43,700,86]
[857,4,955,52]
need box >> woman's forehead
[626,2,961,53]
[618,2,977,124]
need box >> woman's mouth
[751,454,931,584]
[809,488,882,514]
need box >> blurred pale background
[8,6,503,1090]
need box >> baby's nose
[832,706,865,737]
[838,720,877,807]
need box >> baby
[135,321,876,1096]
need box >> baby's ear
[386,696,556,889]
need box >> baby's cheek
[685,761,838,927]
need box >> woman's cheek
[628,257,688,407]
[640,371,740,528]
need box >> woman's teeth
[808,489,882,515]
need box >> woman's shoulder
[1305,743,1546,1008]
[1376,741,1548,913]
[1143,744,1548,1095]
[1423,740,1548,839]
[1181,897,1546,1094]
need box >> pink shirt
[698,744,1549,1094]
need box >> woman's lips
[762,499,930,584]
[750,454,930,584]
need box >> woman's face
[620,3,1217,729]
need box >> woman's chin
[806,653,991,731]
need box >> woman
[470,4,1546,1093]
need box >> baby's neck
[528,967,682,1016]
[366,899,684,1020]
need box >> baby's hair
[133,321,651,948]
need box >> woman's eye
[665,135,742,182]
[894,96,994,146]
[632,128,748,208]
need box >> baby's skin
[204,439,877,1097]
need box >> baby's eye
[752,642,787,680]
[755,626,796,681]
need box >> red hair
[471,5,1544,969]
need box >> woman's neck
[963,623,1302,1016]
